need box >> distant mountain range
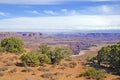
[0,32,120,55]
[0,29,120,33]
[74,30,120,33]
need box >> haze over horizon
[0,0,120,32]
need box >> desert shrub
[0,66,8,71]
[20,52,40,67]
[0,46,5,53]
[12,56,18,60]
[0,37,24,53]
[38,66,50,72]
[79,68,105,80]
[20,49,51,67]
[54,71,61,76]
[61,63,68,67]
[20,45,71,67]
[0,72,4,76]
[6,62,15,66]
[51,47,71,64]
[69,62,77,68]
[39,44,51,54]
[38,53,51,64]
[22,67,32,72]
[86,56,94,62]
[41,72,53,78]
[96,42,120,74]
[9,68,17,73]
[65,57,72,61]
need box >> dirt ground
[0,46,119,80]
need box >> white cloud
[100,5,111,13]
[61,9,68,13]
[88,5,120,14]
[61,9,80,15]
[0,12,8,16]
[69,10,79,15]
[89,5,111,13]
[0,15,120,32]
[43,10,56,15]
[27,10,41,15]
[19,5,32,8]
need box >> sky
[0,0,120,32]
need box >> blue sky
[0,0,120,32]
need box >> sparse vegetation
[0,46,5,53]
[20,44,71,67]
[78,67,105,80]
[0,34,119,79]
[86,56,94,62]
[65,58,72,61]
[22,67,32,72]
[9,68,17,73]
[61,63,68,67]
[41,72,53,78]
[54,71,61,76]
[0,37,24,53]
[6,62,15,66]
[96,42,120,74]
[38,66,50,72]
[51,47,71,64]
[0,66,8,71]
[69,61,77,68]
[20,52,40,67]
[38,53,51,64]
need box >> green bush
[20,52,40,67]
[22,67,32,72]
[0,46,5,53]
[0,37,24,53]
[79,68,105,80]
[20,51,51,67]
[51,47,71,64]
[38,53,51,64]
[39,44,50,54]
[20,45,71,67]
[96,42,120,74]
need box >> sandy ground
[0,45,119,80]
